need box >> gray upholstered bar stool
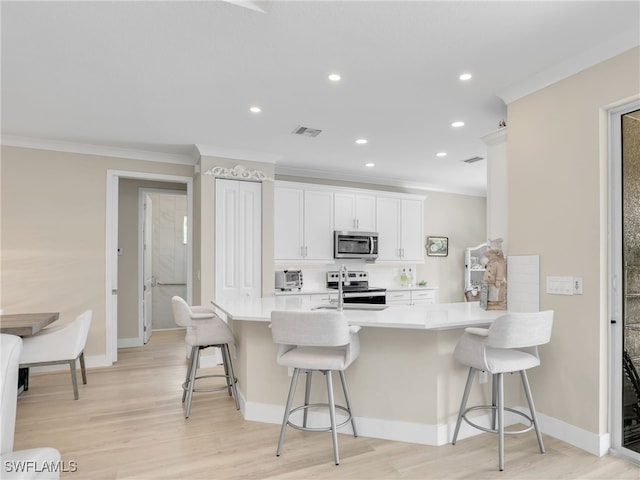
[171,296,239,418]
[451,310,554,471]
[270,309,360,465]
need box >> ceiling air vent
[292,125,322,138]
[463,156,484,164]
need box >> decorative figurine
[481,238,507,310]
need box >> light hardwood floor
[14,330,639,479]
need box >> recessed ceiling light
[436,152,447,157]
[355,138,368,145]
[451,121,465,128]
[328,73,341,82]
[459,73,472,81]
[365,163,375,167]
[249,106,261,113]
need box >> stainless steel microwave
[334,231,378,261]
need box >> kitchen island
[211,297,513,446]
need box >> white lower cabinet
[386,289,436,305]
[386,290,411,305]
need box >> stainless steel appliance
[326,270,386,304]
[334,231,378,261]
[275,270,303,291]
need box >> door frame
[138,187,188,345]
[106,170,193,363]
[608,98,640,461]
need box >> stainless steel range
[326,270,386,305]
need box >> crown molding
[195,144,280,164]
[274,165,487,197]
[482,127,508,146]
[1,135,198,165]
[498,28,640,104]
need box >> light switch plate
[546,276,574,295]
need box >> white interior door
[215,179,262,301]
[142,195,154,344]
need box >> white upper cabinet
[274,183,334,263]
[333,192,376,231]
[376,196,424,263]
[275,181,424,264]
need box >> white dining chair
[19,310,92,400]
[1,334,61,479]
[451,310,554,471]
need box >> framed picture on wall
[426,236,448,256]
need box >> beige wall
[0,146,194,359]
[507,47,640,435]
[117,179,186,340]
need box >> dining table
[0,312,60,336]
[0,312,60,393]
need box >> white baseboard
[242,400,607,455]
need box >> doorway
[610,101,640,462]
[140,189,188,344]
[106,170,192,362]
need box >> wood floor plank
[12,330,639,479]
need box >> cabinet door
[375,196,402,260]
[400,198,424,262]
[303,189,333,260]
[274,187,304,260]
[355,194,376,231]
[386,290,411,305]
[215,179,262,301]
[411,290,435,304]
[334,193,357,230]
[334,193,376,231]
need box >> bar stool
[270,309,360,465]
[451,310,554,471]
[171,296,239,418]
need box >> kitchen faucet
[337,264,350,311]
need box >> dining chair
[1,334,61,479]
[451,310,554,471]
[270,309,360,465]
[171,296,239,418]
[19,310,92,400]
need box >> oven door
[343,291,386,305]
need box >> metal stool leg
[303,370,312,428]
[182,346,195,403]
[185,346,200,418]
[452,367,476,444]
[339,370,357,437]
[491,373,498,430]
[222,344,240,410]
[520,369,545,454]
[497,372,504,471]
[277,368,300,457]
[221,346,231,396]
[325,370,339,465]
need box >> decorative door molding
[203,164,272,182]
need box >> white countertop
[211,296,505,331]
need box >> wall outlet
[479,371,488,384]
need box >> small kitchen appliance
[275,270,303,291]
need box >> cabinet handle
[356,218,360,229]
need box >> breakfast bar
[212,297,512,446]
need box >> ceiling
[2,1,639,195]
